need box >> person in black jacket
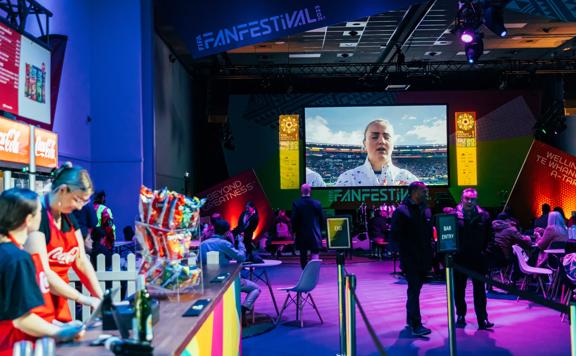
[454,188,494,330]
[235,201,259,256]
[292,184,325,269]
[391,181,433,337]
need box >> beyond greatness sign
[197,170,273,238]
[507,140,576,227]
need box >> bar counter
[59,263,243,356]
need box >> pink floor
[242,258,570,356]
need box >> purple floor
[242,258,570,356]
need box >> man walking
[454,188,494,330]
[292,184,324,269]
[391,182,433,336]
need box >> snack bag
[139,186,154,223]
[167,193,186,230]
[135,222,157,256]
[149,188,169,226]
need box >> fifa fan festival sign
[279,115,300,190]
[455,112,478,186]
[0,116,30,165]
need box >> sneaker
[456,315,466,328]
[478,320,494,330]
[411,325,432,336]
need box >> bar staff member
[32,163,102,322]
[0,188,81,355]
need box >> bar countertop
[58,263,242,356]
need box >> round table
[243,259,282,316]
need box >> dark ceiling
[157,0,576,88]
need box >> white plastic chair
[512,244,553,300]
[275,259,323,328]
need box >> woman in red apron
[38,163,102,322]
[0,188,81,355]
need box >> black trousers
[454,261,488,321]
[299,247,320,269]
[404,268,426,328]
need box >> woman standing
[34,162,102,322]
[0,188,81,355]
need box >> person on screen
[335,119,418,186]
[306,167,326,187]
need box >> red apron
[0,238,39,355]
[45,206,80,322]
[0,322,26,356]
[29,254,55,323]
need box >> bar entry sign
[436,213,459,253]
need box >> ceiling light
[483,1,508,37]
[288,53,321,58]
[346,22,367,27]
[339,43,358,48]
[465,33,484,64]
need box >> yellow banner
[455,112,478,186]
[279,115,300,189]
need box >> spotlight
[460,31,475,43]
[456,1,483,44]
[465,33,484,64]
[483,1,509,38]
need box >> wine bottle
[132,275,153,343]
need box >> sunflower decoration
[457,113,475,131]
[280,115,299,139]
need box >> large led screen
[304,105,448,187]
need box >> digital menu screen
[0,21,50,125]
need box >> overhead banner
[34,127,58,168]
[156,0,425,58]
[507,140,576,227]
[197,170,274,239]
[279,114,299,190]
[455,112,478,186]
[0,116,30,165]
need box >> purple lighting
[460,31,474,43]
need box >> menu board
[0,21,50,124]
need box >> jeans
[240,278,261,310]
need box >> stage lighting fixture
[456,0,483,44]
[465,33,484,64]
[460,30,475,43]
[483,1,509,37]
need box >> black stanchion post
[571,302,576,356]
[445,254,457,356]
[337,252,347,355]
[345,274,357,356]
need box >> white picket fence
[68,253,137,322]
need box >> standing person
[235,202,259,257]
[391,181,433,336]
[93,191,116,250]
[454,188,494,330]
[72,200,98,253]
[0,188,82,355]
[291,184,325,269]
[33,162,103,322]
